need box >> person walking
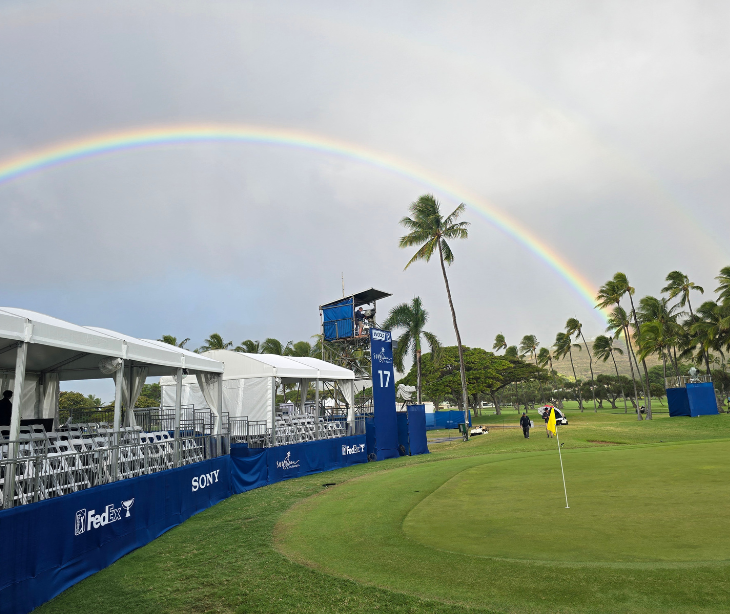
[519,412,531,439]
[543,408,553,438]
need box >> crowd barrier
[425,410,472,430]
[0,435,368,614]
[396,406,429,456]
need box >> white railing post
[112,359,124,481]
[3,341,28,509]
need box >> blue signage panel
[369,328,400,460]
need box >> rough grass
[38,411,730,614]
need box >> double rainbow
[0,124,609,321]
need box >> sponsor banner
[369,328,400,460]
[266,435,367,483]
[0,456,231,614]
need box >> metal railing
[665,375,712,389]
[230,414,365,448]
[0,432,222,510]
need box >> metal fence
[0,431,222,510]
[229,414,365,448]
[665,375,712,389]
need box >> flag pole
[555,425,569,508]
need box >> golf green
[276,440,730,611]
[403,442,730,563]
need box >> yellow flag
[546,408,557,435]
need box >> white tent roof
[199,350,355,381]
[0,308,223,380]
[160,350,354,385]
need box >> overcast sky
[1,1,729,400]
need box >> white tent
[160,350,355,434]
[0,308,224,507]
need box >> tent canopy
[0,308,223,381]
[171,350,355,383]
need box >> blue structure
[0,436,367,614]
[320,288,391,341]
[396,405,429,456]
[425,410,472,430]
[667,382,718,417]
[368,327,400,460]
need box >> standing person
[519,411,531,439]
[355,307,365,336]
[544,408,553,438]
[0,390,13,427]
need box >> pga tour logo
[192,469,221,492]
[75,499,134,536]
[276,451,300,470]
[342,443,365,456]
[372,330,391,342]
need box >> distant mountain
[549,337,660,381]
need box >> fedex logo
[342,444,365,455]
[75,499,133,536]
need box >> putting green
[277,440,730,612]
[404,442,730,563]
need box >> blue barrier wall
[667,388,691,417]
[229,435,367,493]
[406,405,429,456]
[0,456,231,614]
[687,383,719,417]
[425,410,472,430]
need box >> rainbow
[0,124,610,321]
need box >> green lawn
[38,410,730,613]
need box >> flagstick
[555,425,569,508]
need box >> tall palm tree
[661,271,704,317]
[613,272,652,419]
[553,332,582,410]
[519,334,544,404]
[500,344,522,411]
[593,335,627,412]
[493,334,507,353]
[716,266,730,305]
[605,306,641,417]
[537,347,558,406]
[399,194,470,421]
[637,296,681,377]
[383,297,441,404]
[235,339,261,353]
[158,335,190,349]
[197,333,232,352]
[565,318,596,411]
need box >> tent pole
[315,374,320,440]
[347,379,355,436]
[174,367,182,466]
[3,341,28,508]
[112,359,124,481]
[270,375,277,447]
[216,374,223,455]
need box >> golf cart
[537,405,568,425]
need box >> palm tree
[383,297,441,404]
[661,271,704,317]
[493,334,516,410]
[399,194,470,421]
[593,335,627,412]
[537,347,559,407]
[260,338,292,355]
[597,276,645,419]
[637,320,673,383]
[553,332,582,410]
[565,318,597,411]
[716,266,730,305]
[158,335,190,349]
[554,332,582,408]
[235,339,261,353]
[493,334,507,353]
[289,341,314,357]
[605,306,641,417]
[519,335,544,404]
[613,272,652,419]
[197,333,232,352]
[637,296,681,377]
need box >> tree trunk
[491,391,501,415]
[623,324,642,420]
[611,352,628,413]
[579,331,597,412]
[416,348,422,404]
[627,292,652,419]
[437,240,469,427]
[568,349,582,410]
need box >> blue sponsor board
[0,457,231,614]
[369,328,400,460]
